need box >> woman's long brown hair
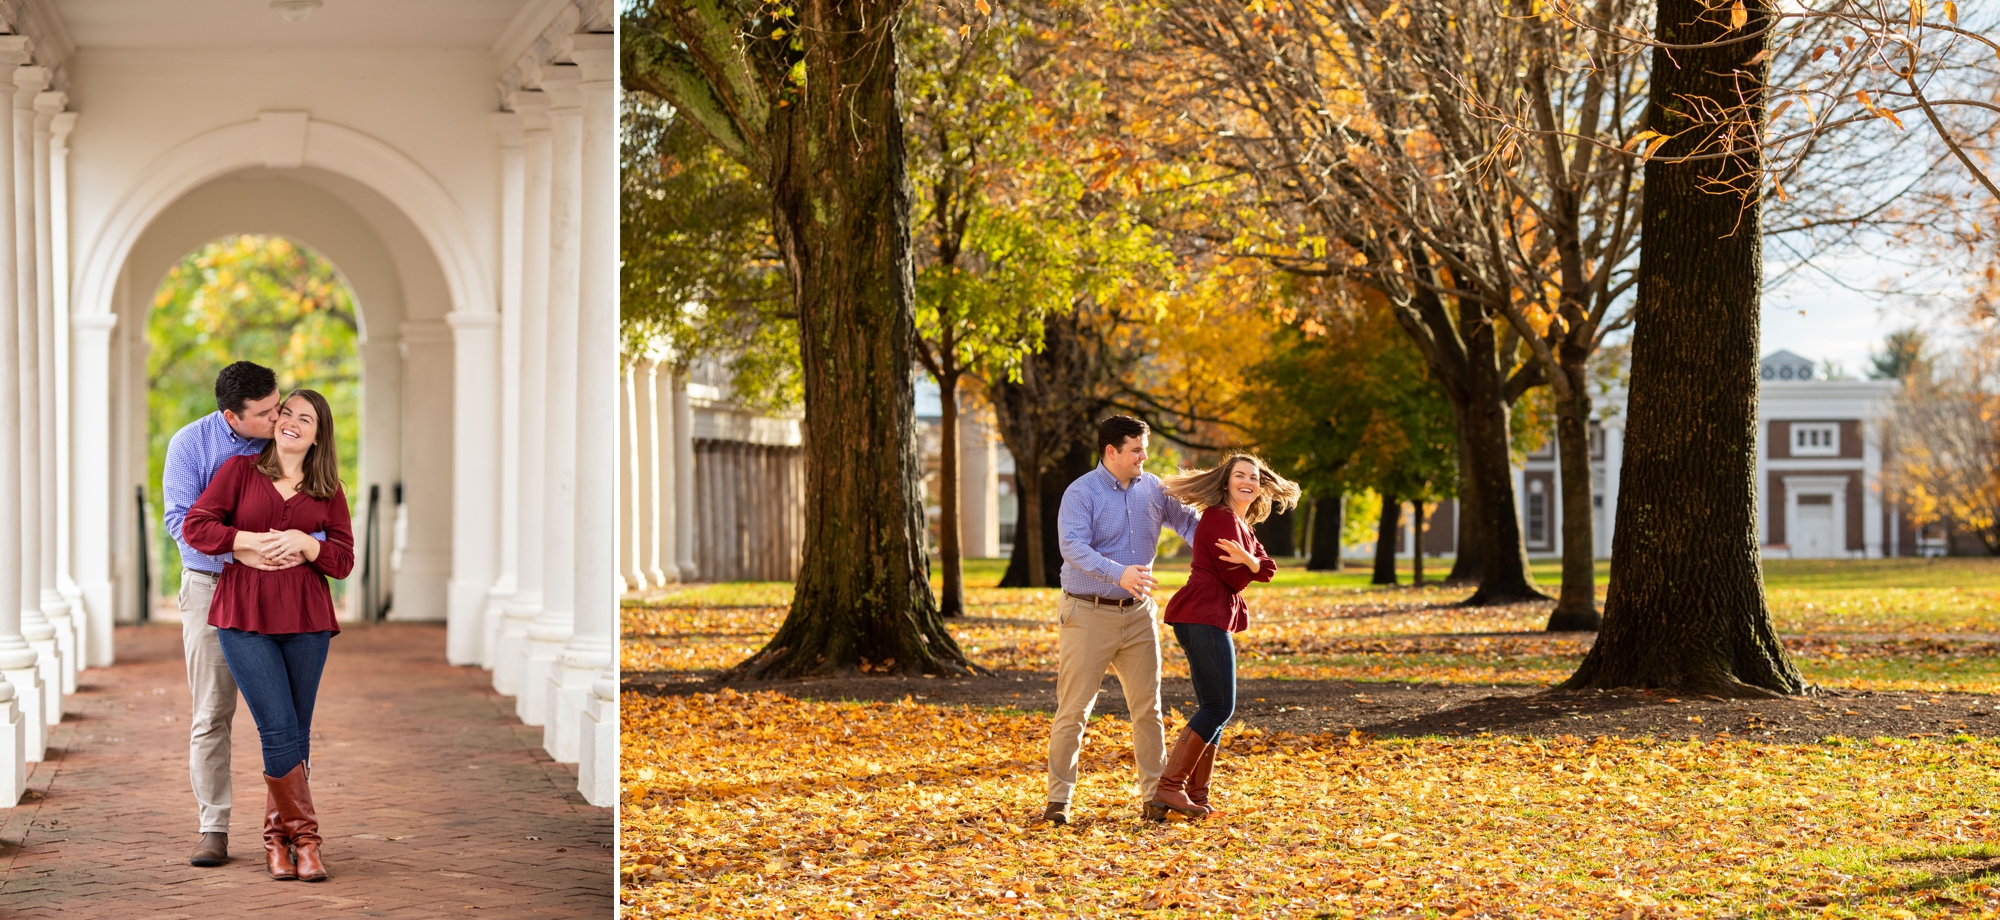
[1161,453,1302,525]
[255,388,342,500]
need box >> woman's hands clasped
[230,529,320,569]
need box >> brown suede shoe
[267,764,326,881]
[1146,728,1212,822]
[1041,802,1070,825]
[189,832,228,867]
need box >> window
[1526,479,1547,545]
[1791,423,1839,456]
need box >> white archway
[71,116,500,668]
[75,113,492,323]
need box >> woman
[184,389,354,881]
[1148,454,1299,822]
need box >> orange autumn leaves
[625,688,2000,917]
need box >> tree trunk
[1254,506,1296,558]
[1557,0,1803,695]
[1546,372,1602,630]
[1307,494,1343,571]
[937,371,966,617]
[1458,356,1545,605]
[729,0,976,679]
[1372,494,1400,585]
[1446,445,1484,584]
[1021,466,1048,587]
[1410,499,1426,586]
[1000,444,1093,588]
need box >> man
[1043,415,1200,824]
[165,362,308,867]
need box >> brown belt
[1063,590,1142,608]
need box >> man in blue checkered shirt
[165,362,307,869]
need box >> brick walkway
[0,622,614,917]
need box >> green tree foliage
[904,0,1175,609]
[1247,291,1456,509]
[619,91,797,410]
[147,235,360,595]
[1870,327,1930,381]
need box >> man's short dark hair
[1098,415,1150,458]
[215,361,279,417]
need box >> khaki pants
[1045,593,1166,807]
[180,570,236,834]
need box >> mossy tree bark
[625,0,976,678]
[1557,0,1804,695]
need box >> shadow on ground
[625,668,2000,741]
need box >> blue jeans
[215,629,332,777]
[1171,623,1236,744]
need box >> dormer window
[1792,423,1839,456]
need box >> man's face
[1103,434,1149,482]
[224,391,284,440]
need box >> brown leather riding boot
[1145,728,1212,822]
[1186,738,1218,816]
[261,777,297,880]
[270,764,327,882]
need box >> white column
[0,40,42,776]
[13,64,56,733]
[444,310,500,666]
[520,61,582,727]
[49,111,78,643]
[71,315,114,668]
[578,671,618,807]
[618,357,642,591]
[664,362,688,584]
[495,89,551,697]
[671,377,697,581]
[550,34,619,762]
[959,406,999,558]
[482,111,526,670]
[32,88,69,694]
[637,358,667,586]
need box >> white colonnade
[0,42,81,787]
[478,24,619,809]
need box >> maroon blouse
[183,455,354,635]
[1163,506,1276,633]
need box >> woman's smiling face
[1228,459,1260,506]
[276,394,318,453]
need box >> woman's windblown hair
[1161,453,1302,525]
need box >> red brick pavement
[0,622,615,917]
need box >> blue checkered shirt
[1057,465,1201,600]
[163,411,268,574]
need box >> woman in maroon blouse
[1147,453,1299,822]
[184,389,353,882]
